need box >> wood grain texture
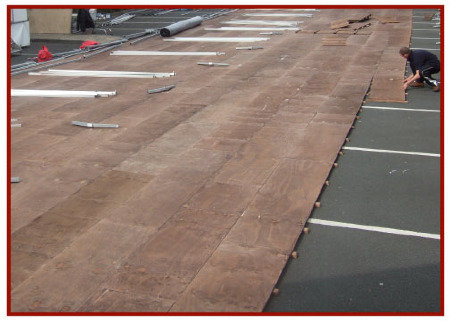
[10,8,412,312]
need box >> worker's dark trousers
[419,65,440,86]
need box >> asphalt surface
[10,9,235,66]
[264,8,442,314]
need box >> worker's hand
[402,83,409,90]
[403,78,409,83]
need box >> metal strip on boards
[205,27,300,31]
[111,51,225,56]
[29,69,176,78]
[243,13,314,17]
[11,89,117,98]
[163,37,270,42]
[222,19,302,26]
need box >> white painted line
[411,37,440,39]
[410,48,440,51]
[307,218,440,240]
[412,29,440,31]
[362,106,440,113]
[342,146,440,158]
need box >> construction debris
[330,19,350,29]
[348,14,372,23]
[329,14,372,33]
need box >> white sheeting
[11,21,30,47]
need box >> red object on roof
[80,41,99,49]
[37,45,53,62]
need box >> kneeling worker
[399,47,440,92]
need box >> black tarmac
[264,8,442,314]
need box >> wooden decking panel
[10,8,413,313]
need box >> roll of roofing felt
[160,16,203,37]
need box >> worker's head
[399,47,411,58]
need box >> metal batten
[205,27,299,31]
[12,89,117,98]
[82,43,124,59]
[164,37,270,42]
[222,20,301,26]
[129,32,159,45]
[72,121,119,128]
[236,46,264,50]
[244,13,314,17]
[197,62,229,67]
[29,69,176,79]
[148,85,176,94]
[260,32,284,35]
[111,51,225,56]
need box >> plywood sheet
[322,36,347,46]
[10,8,413,313]
[330,19,350,29]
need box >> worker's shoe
[410,81,424,87]
[433,84,440,92]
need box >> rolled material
[160,16,203,37]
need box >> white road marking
[342,146,440,158]
[362,106,440,113]
[307,218,440,240]
[410,48,440,51]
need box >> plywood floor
[10,8,412,313]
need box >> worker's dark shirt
[407,49,440,74]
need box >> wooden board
[373,16,400,24]
[322,37,347,46]
[330,19,350,29]
[10,8,413,313]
